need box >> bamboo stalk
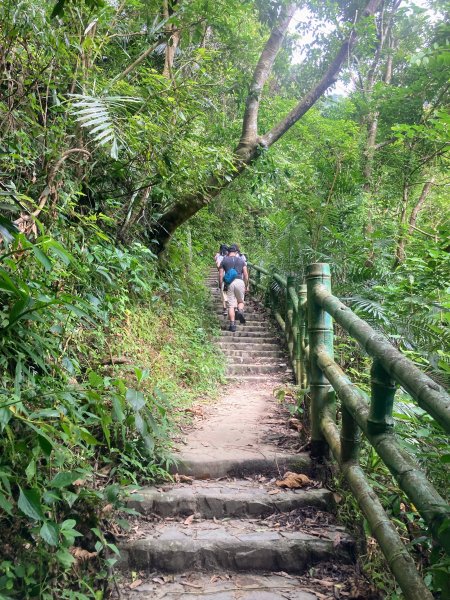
[321,415,434,600]
[306,263,334,458]
[317,347,450,552]
[312,284,450,432]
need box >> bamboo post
[341,405,360,463]
[368,358,396,435]
[306,263,334,458]
[298,283,307,388]
[286,275,295,360]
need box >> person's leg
[234,280,246,324]
[226,284,237,331]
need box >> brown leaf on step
[129,579,143,590]
[174,473,194,484]
[152,577,165,585]
[268,489,280,495]
[184,514,194,525]
[278,571,294,579]
[276,472,312,489]
[288,418,303,431]
[181,582,202,589]
[333,533,342,547]
[101,503,113,515]
[72,479,85,487]
[184,406,204,417]
[333,493,342,504]
[70,547,97,562]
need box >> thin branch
[238,3,296,151]
[262,0,384,148]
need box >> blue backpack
[223,268,238,285]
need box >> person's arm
[219,266,224,288]
[243,265,249,291]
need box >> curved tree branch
[238,3,296,153]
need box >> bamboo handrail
[247,259,450,600]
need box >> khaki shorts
[226,278,245,308]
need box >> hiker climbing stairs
[115,270,359,599]
[206,269,293,381]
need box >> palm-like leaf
[69,94,141,159]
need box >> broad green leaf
[0,491,13,515]
[50,471,82,489]
[55,547,75,569]
[126,389,145,411]
[111,395,125,422]
[32,247,52,271]
[18,487,45,521]
[88,371,104,387]
[40,521,59,546]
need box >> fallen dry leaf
[181,582,202,589]
[70,547,97,562]
[72,479,85,487]
[184,514,194,525]
[268,489,281,495]
[288,418,303,431]
[276,472,312,489]
[152,577,165,585]
[129,579,143,590]
[174,473,194,484]
[101,503,113,515]
[333,493,342,504]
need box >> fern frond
[69,94,141,159]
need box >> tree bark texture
[152,0,384,253]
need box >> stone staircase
[206,269,292,381]
[115,269,357,599]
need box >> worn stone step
[218,344,281,353]
[227,364,288,375]
[119,520,355,574]
[227,357,283,366]
[172,453,310,479]
[227,373,294,383]
[128,480,333,519]
[225,350,283,359]
[220,330,279,339]
[220,325,269,333]
[116,572,322,599]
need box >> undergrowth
[0,224,223,599]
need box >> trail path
[115,270,363,599]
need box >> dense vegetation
[0,0,448,597]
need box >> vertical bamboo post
[286,275,295,360]
[368,358,396,435]
[341,405,361,463]
[306,263,334,458]
[298,283,307,388]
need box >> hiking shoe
[235,310,246,325]
[229,323,236,332]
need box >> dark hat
[228,244,239,252]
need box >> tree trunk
[152,0,383,254]
[393,179,434,268]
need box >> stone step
[220,325,269,333]
[119,520,355,574]
[116,572,324,599]
[227,357,283,366]
[227,363,289,375]
[172,453,310,480]
[227,373,294,383]
[225,350,283,359]
[129,480,334,519]
[218,342,281,351]
[220,330,279,339]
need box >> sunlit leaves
[69,94,141,159]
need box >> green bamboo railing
[248,261,450,600]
